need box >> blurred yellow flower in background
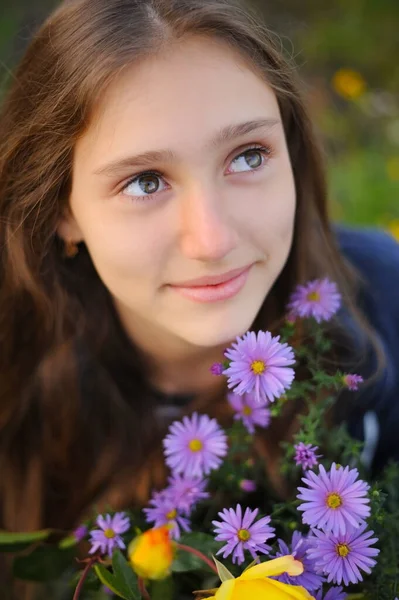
[388,220,399,241]
[386,156,399,182]
[332,68,366,100]
[128,526,175,580]
[205,555,314,600]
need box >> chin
[176,306,261,349]
[163,269,271,349]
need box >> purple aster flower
[297,462,370,536]
[273,530,325,592]
[239,479,257,493]
[88,512,130,556]
[342,373,364,391]
[315,586,347,600]
[223,331,295,404]
[307,523,379,586]
[164,473,209,516]
[212,504,275,565]
[103,586,114,596]
[227,391,271,434]
[210,362,224,375]
[163,412,228,477]
[294,442,321,470]
[73,524,88,542]
[143,490,191,539]
[287,278,342,323]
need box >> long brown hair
[0,0,380,549]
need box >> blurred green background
[1,0,398,238]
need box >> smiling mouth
[169,263,254,303]
[171,264,254,288]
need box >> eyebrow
[93,117,281,177]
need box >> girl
[0,0,398,595]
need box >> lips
[171,264,253,288]
[169,263,254,303]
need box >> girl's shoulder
[336,224,399,334]
[336,224,399,281]
[334,225,399,473]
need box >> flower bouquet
[2,279,399,600]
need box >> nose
[178,186,238,262]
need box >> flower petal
[265,577,315,599]
[240,555,303,580]
[214,579,235,600]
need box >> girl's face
[63,36,296,355]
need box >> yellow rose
[206,555,315,600]
[128,526,175,580]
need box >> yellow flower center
[243,406,252,416]
[166,509,177,520]
[307,291,320,302]
[251,360,266,375]
[326,492,342,509]
[104,528,116,539]
[237,529,251,542]
[336,543,350,557]
[189,439,203,452]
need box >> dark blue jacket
[336,226,399,473]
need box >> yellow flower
[386,157,399,182]
[332,68,366,100]
[128,526,175,580]
[206,555,315,600]
[388,219,399,241]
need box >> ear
[57,210,84,243]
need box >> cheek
[250,163,296,250]
[73,202,171,285]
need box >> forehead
[75,36,281,164]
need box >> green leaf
[112,550,140,600]
[212,556,234,582]
[94,552,140,600]
[172,533,220,573]
[12,546,74,582]
[179,532,220,556]
[172,547,203,573]
[94,564,129,600]
[0,529,51,552]
[58,535,78,549]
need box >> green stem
[73,556,98,600]
[175,543,218,574]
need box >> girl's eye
[228,146,271,173]
[120,144,271,202]
[122,171,163,202]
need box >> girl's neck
[147,347,227,397]
[114,300,230,397]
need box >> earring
[64,239,79,258]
